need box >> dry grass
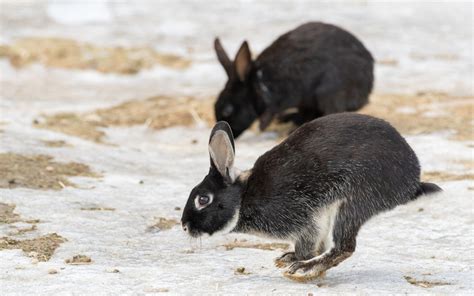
[0,37,191,74]
[0,153,100,190]
[422,171,474,182]
[0,233,66,262]
[360,92,473,141]
[36,95,214,143]
[36,92,472,147]
[36,113,106,143]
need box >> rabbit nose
[182,222,188,232]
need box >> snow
[0,1,473,295]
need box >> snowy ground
[0,1,473,295]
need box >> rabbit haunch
[181,113,441,281]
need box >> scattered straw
[0,37,191,74]
[36,96,214,143]
[360,92,473,141]
[422,171,474,182]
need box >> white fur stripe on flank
[314,200,342,253]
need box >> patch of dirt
[0,203,40,231]
[0,203,20,224]
[360,92,473,141]
[234,267,251,275]
[422,171,474,182]
[0,153,100,190]
[9,225,37,236]
[41,140,71,148]
[146,217,179,232]
[0,233,66,261]
[222,239,289,251]
[65,254,92,265]
[80,206,115,211]
[36,96,214,143]
[404,275,451,288]
[0,37,191,74]
[35,113,106,143]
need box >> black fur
[181,113,441,280]
[214,22,374,138]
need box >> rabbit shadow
[318,268,404,288]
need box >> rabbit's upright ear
[214,38,233,77]
[209,121,236,181]
[234,41,252,82]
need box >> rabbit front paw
[283,260,326,282]
[274,252,297,268]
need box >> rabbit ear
[209,121,236,181]
[234,41,252,82]
[214,38,233,77]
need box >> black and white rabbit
[181,113,441,281]
[214,22,374,138]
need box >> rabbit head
[181,121,242,237]
[214,38,261,138]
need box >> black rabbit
[214,22,374,138]
[181,113,441,282]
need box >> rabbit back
[236,113,420,237]
[254,22,374,118]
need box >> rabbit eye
[194,194,213,210]
[199,195,210,205]
[222,104,234,117]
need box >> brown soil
[0,233,66,261]
[36,95,214,143]
[146,217,180,232]
[234,267,251,275]
[0,153,100,190]
[404,275,451,288]
[222,239,289,251]
[0,37,191,74]
[65,254,92,265]
[0,203,21,224]
[41,140,71,148]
